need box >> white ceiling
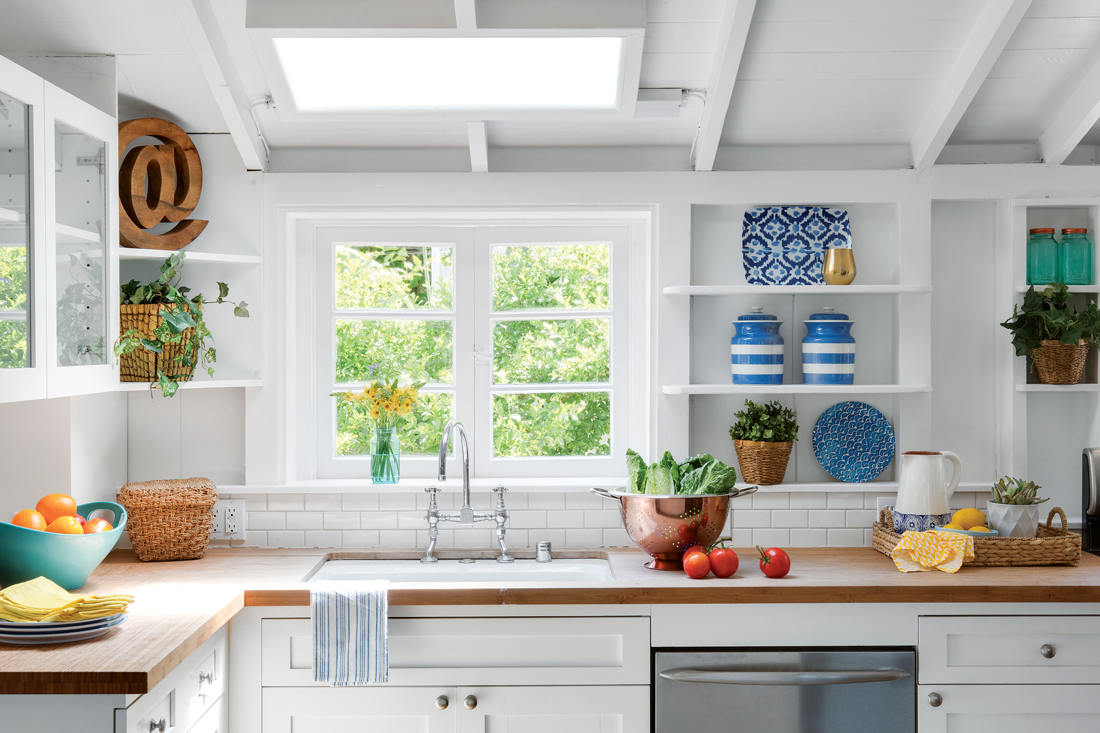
[3,0,1100,171]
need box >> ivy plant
[728,399,799,443]
[1000,282,1100,359]
[113,252,249,397]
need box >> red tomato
[757,546,791,578]
[709,548,739,578]
[683,550,711,579]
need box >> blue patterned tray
[812,401,895,483]
[742,207,852,285]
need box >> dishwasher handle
[659,668,911,686]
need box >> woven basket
[119,303,199,383]
[733,440,793,485]
[1033,339,1089,385]
[873,507,1080,567]
[118,478,218,562]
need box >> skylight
[272,37,624,112]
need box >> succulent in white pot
[987,477,1049,538]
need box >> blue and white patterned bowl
[893,511,952,534]
[742,207,852,286]
[812,401,895,483]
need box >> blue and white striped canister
[802,307,855,385]
[731,307,784,385]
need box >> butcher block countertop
[3,546,1100,695]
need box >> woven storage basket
[733,440,793,485]
[873,507,1080,567]
[118,477,218,562]
[119,303,199,383]
[1032,339,1089,385]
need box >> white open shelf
[663,284,932,296]
[118,377,262,391]
[1016,383,1100,392]
[54,222,100,244]
[0,206,25,223]
[119,249,262,265]
[663,383,932,395]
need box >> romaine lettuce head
[645,465,675,495]
[680,456,738,495]
[626,449,647,494]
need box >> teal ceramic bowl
[0,502,126,591]
[934,525,999,538]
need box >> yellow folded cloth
[891,530,974,573]
[0,577,134,622]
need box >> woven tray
[873,506,1080,567]
[118,477,218,562]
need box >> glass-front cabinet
[0,54,118,402]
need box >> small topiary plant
[728,399,799,443]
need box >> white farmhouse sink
[309,558,614,583]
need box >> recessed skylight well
[272,36,624,112]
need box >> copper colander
[592,486,758,570]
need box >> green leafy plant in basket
[113,252,249,397]
[1000,283,1100,358]
[728,399,799,443]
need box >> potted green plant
[1000,283,1100,384]
[987,477,1049,538]
[113,252,249,397]
[728,399,798,485]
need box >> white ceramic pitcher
[892,451,962,533]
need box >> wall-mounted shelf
[663,284,932,296]
[1016,383,1100,392]
[54,223,100,244]
[0,206,24,223]
[663,384,932,395]
[118,377,262,392]
[119,249,262,265]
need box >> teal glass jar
[1061,228,1093,285]
[1027,228,1060,285]
[370,427,400,484]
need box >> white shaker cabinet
[456,685,649,733]
[918,684,1100,731]
[263,687,458,733]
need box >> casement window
[308,222,643,480]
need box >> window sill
[218,477,629,494]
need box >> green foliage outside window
[0,247,28,369]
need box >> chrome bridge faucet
[421,419,513,564]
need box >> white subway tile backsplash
[949,492,975,510]
[584,510,622,529]
[509,511,547,529]
[504,529,529,548]
[306,494,341,511]
[808,510,846,528]
[826,492,864,509]
[529,529,566,548]
[565,492,603,510]
[396,512,427,530]
[243,531,267,547]
[827,529,866,547]
[864,493,896,510]
[603,529,632,547]
[305,530,342,548]
[378,530,418,548]
[790,492,827,509]
[343,530,380,547]
[248,512,285,530]
[752,529,789,546]
[546,510,584,528]
[325,512,361,530]
[733,510,771,528]
[771,510,808,528]
[753,492,789,509]
[342,494,378,511]
[267,531,305,548]
[565,528,603,547]
[845,510,877,529]
[452,529,492,548]
[528,492,566,510]
[243,494,267,511]
[267,493,304,512]
[730,529,753,546]
[360,511,399,529]
[730,494,754,509]
[379,494,417,511]
[286,512,323,530]
[790,528,827,546]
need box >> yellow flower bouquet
[332,380,425,483]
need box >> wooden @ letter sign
[118,118,208,250]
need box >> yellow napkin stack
[891,530,975,573]
[0,577,134,623]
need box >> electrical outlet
[211,500,245,541]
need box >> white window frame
[292,213,648,484]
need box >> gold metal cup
[823,248,857,285]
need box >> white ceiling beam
[454,0,477,30]
[468,121,488,172]
[910,0,1031,170]
[1039,51,1100,165]
[172,0,267,170]
[692,0,756,172]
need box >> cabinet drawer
[919,616,1100,684]
[118,687,176,733]
[184,630,227,725]
[261,616,650,686]
[188,696,226,733]
[263,686,457,733]
[917,684,1100,731]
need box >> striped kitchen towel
[311,581,389,685]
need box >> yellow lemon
[951,508,986,530]
[969,526,991,533]
[940,523,964,530]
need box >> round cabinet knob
[435,696,449,710]
[1041,644,1056,659]
[464,695,478,710]
[199,670,214,684]
[928,692,943,708]
[149,718,167,732]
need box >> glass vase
[370,427,400,484]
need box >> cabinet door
[262,687,457,733]
[456,686,649,733]
[918,684,1100,732]
[0,54,47,402]
[43,81,118,397]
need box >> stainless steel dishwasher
[655,649,915,732]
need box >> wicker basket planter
[873,507,1080,567]
[733,440,793,485]
[119,303,199,383]
[118,477,218,562]
[1032,339,1089,385]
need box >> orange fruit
[83,518,113,533]
[45,516,84,534]
[36,494,77,525]
[11,509,47,531]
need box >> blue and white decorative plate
[742,207,852,285]
[812,401,895,483]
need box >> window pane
[337,391,453,457]
[493,243,609,311]
[336,245,452,310]
[0,320,27,369]
[494,318,609,384]
[493,392,610,457]
[0,92,30,369]
[336,319,453,384]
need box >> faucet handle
[424,486,441,494]
[424,486,441,509]
[492,485,509,508]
